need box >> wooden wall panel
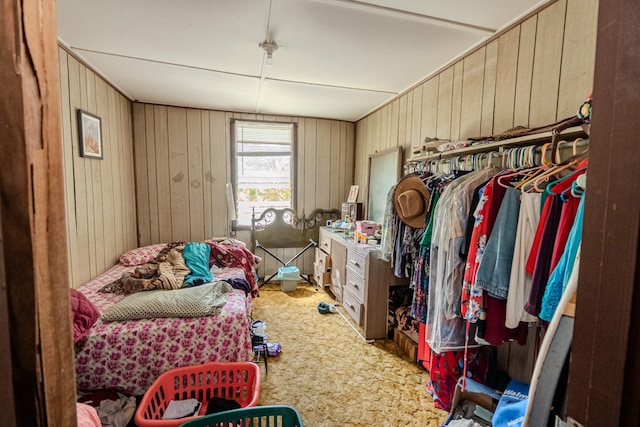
[450,62,464,141]
[436,67,454,140]
[410,85,423,149]
[398,94,408,148]
[154,106,173,244]
[211,111,228,237]
[460,48,486,139]
[421,78,439,139]
[380,104,389,150]
[529,0,567,126]
[557,0,599,118]
[168,108,190,241]
[59,49,79,287]
[390,99,399,149]
[405,91,413,147]
[514,17,537,127]
[494,27,520,133]
[58,47,137,288]
[316,119,331,210]
[133,103,150,245]
[131,106,354,276]
[481,40,498,136]
[330,121,341,208]
[187,109,205,241]
[144,104,159,243]
[304,118,318,212]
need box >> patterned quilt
[74,263,254,396]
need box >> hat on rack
[393,175,430,229]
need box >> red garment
[207,242,258,297]
[426,346,489,411]
[461,176,507,321]
[525,164,587,274]
[550,195,581,270]
[483,292,528,346]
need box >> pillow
[119,243,166,266]
[70,288,100,342]
[101,281,233,322]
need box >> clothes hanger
[497,165,546,189]
[512,146,548,190]
[528,151,589,192]
[571,173,587,198]
[545,166,587,193]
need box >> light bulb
[266,52,273,66]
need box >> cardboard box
[445,377,501,426]
[393,328,418,362]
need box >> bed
[73,240,259,396]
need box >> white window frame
[230,119,297,229]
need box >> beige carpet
[251,282,448,426]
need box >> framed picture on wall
[77,109,103,159]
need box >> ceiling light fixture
[260,40,278,66]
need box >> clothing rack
[403,126,589,176]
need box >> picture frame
[347,185,359,203]
[77,109,103,159]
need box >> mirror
[367,147,402,225]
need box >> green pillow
[101,281,232,321]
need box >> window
[231,120,296,227]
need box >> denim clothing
[476,188,522,299]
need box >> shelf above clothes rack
[406,126,589,164]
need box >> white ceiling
[56,0,548,122]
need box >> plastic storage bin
[134,361,261,427]
[178,405,304,427]
[277,266,300,292]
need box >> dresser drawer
[319,229,332,254]
[346,250,366,279]
[345,267,365,302]
[313,267,322,286]
[342,286,363,326]
[314,263,331,287]
[315,248,331,272]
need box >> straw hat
[393,175,430,228]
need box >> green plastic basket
[178,405,303,427]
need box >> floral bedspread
[75,263,253,396]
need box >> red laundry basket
[134,361,261,427]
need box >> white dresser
[317,227,407,340]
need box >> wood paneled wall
[58,47,138,288]
[132,106,355,276]
[354,0,598,381]
[355,0,597,196]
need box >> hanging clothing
[411,190,441,322]
[505,192,541,329]
[426,346,490,411]
[524,195,563,317]
[476,187,522,299]
[539,195,585,321]
[426,168,499,353]
[378,185,397,262]
[482,293,528,346]
[524,168,586,317]
[461,175,507,322]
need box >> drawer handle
[350,260,360,267]
[347,303,355,310]
[349,281,359,289]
